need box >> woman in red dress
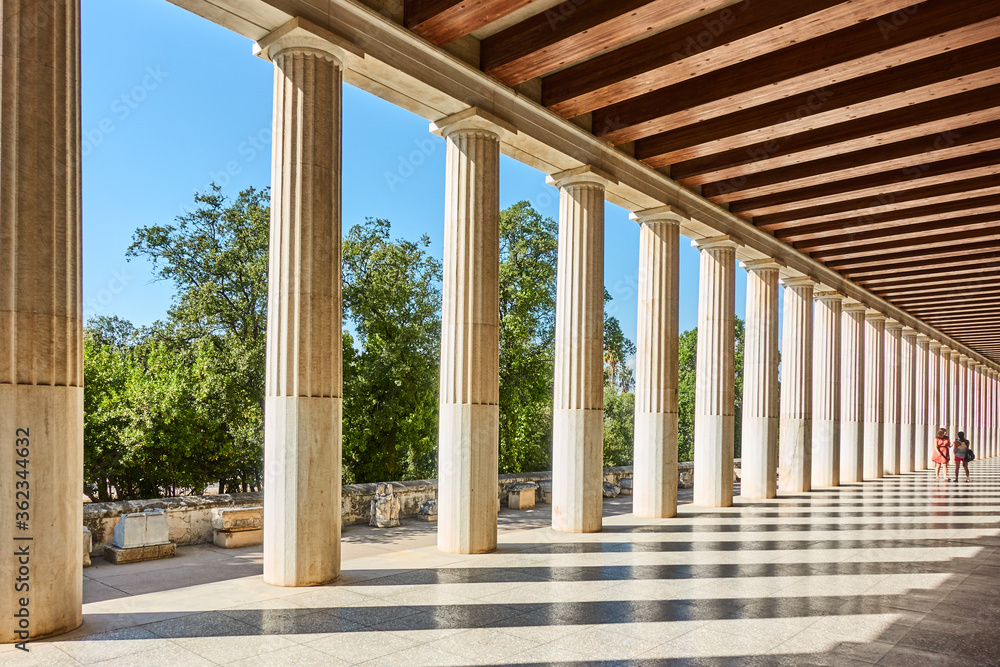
[931,428,951,481]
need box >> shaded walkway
[7,464,1000,665]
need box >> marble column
[692,236,738,507]
[883,322,903,476]
[954,354,968,440]
[967,361,977,447]
[812,292,842,488]
[257,21,359,586]
[915,337,930,471]
[778,278,815,493]
[863,313,886,479]
[926,342,942,468]
[939,346,952,441]
[631,206,683,518]
[949,351,961,442]
[549,166,616,532]
[0,0,83,642]
[900,330,918,473]
[840,302,867,484]
[974,364,984,455]
[739,260,781,499]
[432,108,514,553]
[992,371,998,457]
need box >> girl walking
[953,431,972,482]
[932,428,951,481]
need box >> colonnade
[4,7,1000,643]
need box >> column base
[552,408,603,532]
[632,411,678,518]
[740,416,777,499]
[778,417,812,493]
[263,396,342,587]
[1,385,83,643]
[693,414,734,507]
[812,419,840,488]
[840,420,864,484]
[863,421,884,480]
[437,403,499,554]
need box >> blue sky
[81,0,749,346]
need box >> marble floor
[6,460,1000,666]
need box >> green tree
[498,201,559,473]
[677,318,746,462]
[126,184,270,492]
[341,218,442,483]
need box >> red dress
[931,437,950,464]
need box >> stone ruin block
[212,506,263,549]
[506,482,538,510]
[618,478,633,496]
[82,526,92,568]
[603,481,621,498]
[538,480,553,504]
[105,509,175,564]
[418,499,437,522]
[370,483,401,528]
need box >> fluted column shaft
[435,112,506,554]
[926,343,941,469]
[966,361,976,446]
[915,337,930,470]
[863,314,886,479]
[992,371,998,457]
[973,365,983,454]
[840,304,867,483]
[739,261,780,499]
[939,347,952,440]
[900,330,918,473]
[632,209,680,518]
[693,237,737,507]
[263,44,344,586]
[0,0,83,642]
[812,292,842,488]
[883,323,902,476]
[958,358,968,441]
[551,169,609,532]
[949,352,960,442]
[779,278,815,493]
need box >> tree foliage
[341,218,442,483]
[498,202,559,474]
[677,318,746,463]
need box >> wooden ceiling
[404,0,1000,362]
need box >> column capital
[843,299,868,313]
[779,276,817,289]
[254,17,363,65]
[864,310,886,323]
[901,327,920,339]
[949,350,961,360]
[928,340,943,351]
[740,258,783,272]
[629,204,686,225]
[546,164,617,190]
[940,345,952,355]
[814,290,844,302]
[430,107,517,140]
[692,234,739,251]
[884,320,904,332]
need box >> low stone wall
[83,460,740,554]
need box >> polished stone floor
[6,460,1000,666]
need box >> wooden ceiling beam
[871,275,1000,296]
[726,153,1000,210]
[634,44,1000,164]
[542,0,858,116]
[858,264,1000,285]
[594,1,1000,145]
[480,0,709,85]
[668,85,1000,181]
[794,212,1000,254]
[891,288,1000,306]
[700,120,1000,200]
[751,175,1000,227]
[404,0,542,44]
[810,226,1000,262]
[829,242,1000,271]
[770,195,1000,240]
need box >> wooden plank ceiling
[403,0,1000,362]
